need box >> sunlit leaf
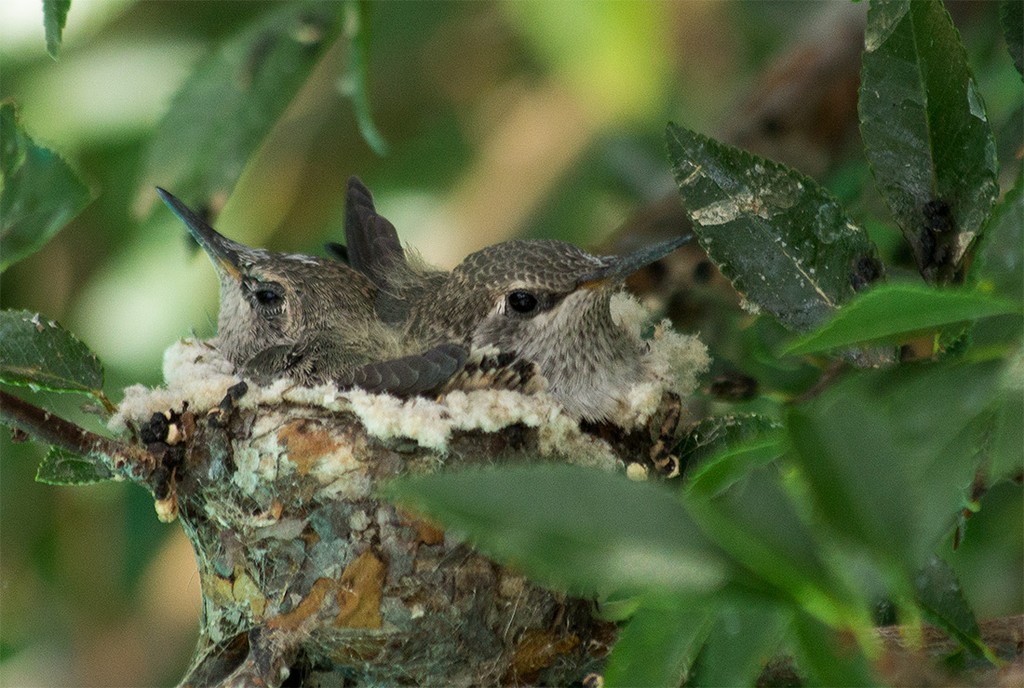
[666,123,883,334]
[0,101,92,272]
[914,555,995,661]
[137,2,345,218]
[859,0,999,283]
[1002,0,1024,78]
[503,1,672,124]
[339,0,388,156]
[43,0,71,58]
[603,597,710,688]
[782,284,1021,356]
[0,309,104,398]
[384,464,730,597]
[35,446,112,485]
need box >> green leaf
[968,172,1024,351]
[791,611,876,686]
[686,432,786,498]
[914,555,995,662]
[137,3,345,217]
[594,589,642,622]
[0,309,105,398]
[1003,0,1024,78]
[35,446,112,485]
[989,353,1024,480]
[859,0,999,283]
[736,316,823,396]
[0,101,92,271]
[666,123,883,334]
[689,603,788,688]
[603,597,710,688]
[339,0,388,156]
[677,414,781,467]
[42,0,71,58]
[782,284,1021,356]
[787,360,1005,572]
[973,171,1023,303]
[688,467,855,627]
[384,464,729,597]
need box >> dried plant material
[110,288,707,685]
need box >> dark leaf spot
[923,198,955,234]
[693,259,714,284]
[849,255,883,292]
[708,372,759,401]
[759,114,787,137]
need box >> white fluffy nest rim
[110,295,709,458]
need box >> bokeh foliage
[389,0,1022,684]
[1,0,1020,685]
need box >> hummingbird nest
[109,293,708,686]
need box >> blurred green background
[1,1,1019,685]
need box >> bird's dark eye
[253,287,283,308]
[506,290,539,314]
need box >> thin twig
[0,390,157,483]
[792,358,847,403]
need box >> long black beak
[156,187,246,279]
[576,235,692,288]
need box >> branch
[878,614,1023,662]
[0,389,158,483]
[756,615,1024,686]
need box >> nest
[110,299,708,686]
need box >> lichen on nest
[105,292,710,684]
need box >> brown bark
[0,389,157,482]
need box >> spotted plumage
[342,177,690,422]
[157,188,466,396]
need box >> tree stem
[0,389,157,481]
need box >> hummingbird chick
[157,188,467,396]
[342,177,691,423]
[333,177,448,327]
